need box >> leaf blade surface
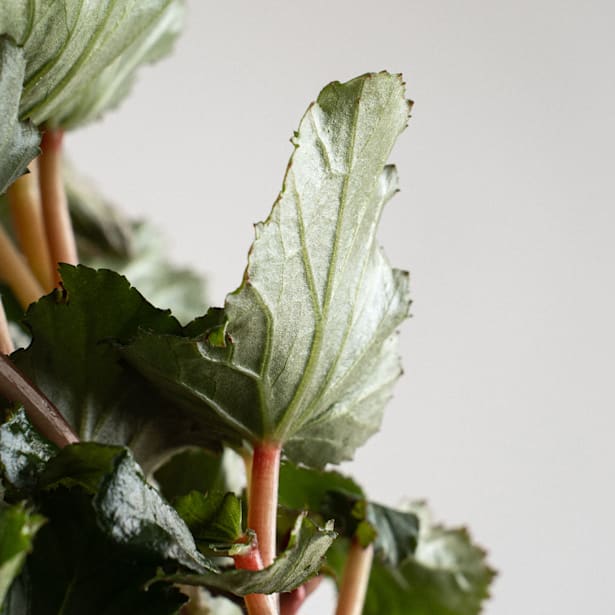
[126,72,412,466]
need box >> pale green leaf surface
[0,37,39,194]
[154,513,336,596]
[0,0,184,128]
[126,72,412,466]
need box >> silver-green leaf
[126,72,412,467]
[0,0,184,128]
[153,513,336,596]
[0,36,39,194]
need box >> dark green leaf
[174,490,243,549]
[0,37,39,195]
[155,513,336,596]
[125,72,412,466]
[279,462,417,567]
[0,1,185,128]
[155,448,231,503]
[40,443,215,573]
[278,461,364,512]
[0,407,56,493]
[11,265,215,471]
[0,502,44,606]
[2,490,187,615]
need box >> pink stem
[248,441,282,568]
[234,538,279,615]
[39,128,77,285]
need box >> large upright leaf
[0,0,184,128]
[125,72,412,466]
[0,37,39,194]
[10,265,215,471]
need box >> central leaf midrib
[273,80,366,441]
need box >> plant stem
[7,162,55,291]
[0,299,14,355]
[248,441,282,568]
[39,128,77,285]
[280,576,322,615]
[234,540,279,615]
[0,224,44,308]
[0,354,79,448]
[335,540,374,615]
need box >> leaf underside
[125,71,412,467]
[0,36,39,195]
[155,513,336,596]
[0,0,184,128]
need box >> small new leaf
[125,72,412,467]
[154,513,336,596]
[174,490,243,550]
[0,37,39,194]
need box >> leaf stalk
[335,539,374,615]
[234,539,279,615]
[7,162,55,292]
[0,299,14,355]
[39,128,78,284]
[0,224,44,308]
[0,354,79,448]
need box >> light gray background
[68,1,615,613]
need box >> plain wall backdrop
[68,1,615,613]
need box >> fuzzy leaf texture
[153,513,336,596]
[125,72,412,467]
[9,265,216,472]
[0,0,184,128]
[0,37,39,194]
